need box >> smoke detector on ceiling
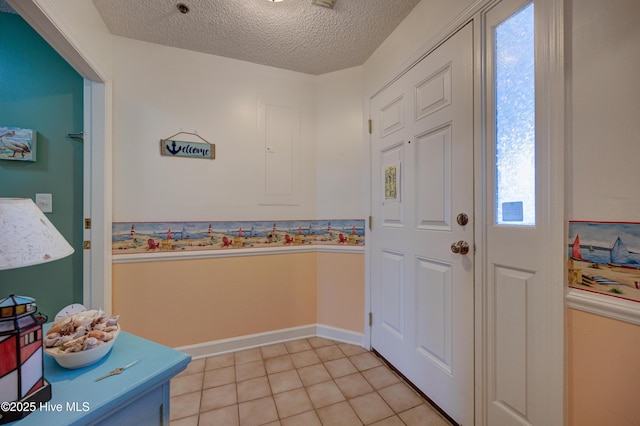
[311,0,336,9]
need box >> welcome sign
[160,139,215,159]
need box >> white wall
[111,36,319,222]
[16,0,478,226]
[569,0,640,221]
[363,0,476,94]
[315,66,367,219]
[567,2,640,424]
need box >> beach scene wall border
[568,221,640,303]
[113,219,365,254]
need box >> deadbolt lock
[456,213,469,226]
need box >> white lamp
[0,198,74,423]
[0,198,74,270]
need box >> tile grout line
[234,353,239,426]
[170,337,448,425]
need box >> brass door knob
[450,240,469,255]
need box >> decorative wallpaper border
[568,221,640,303]
[113,219,365,255]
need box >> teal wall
[0,12,84,319]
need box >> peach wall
[113,253,318,347]
[567,308,640,426]
[316,253,365,333]
[113,252,366,348]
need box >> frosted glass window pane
[495,3,535,225]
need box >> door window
[494,3,535,225]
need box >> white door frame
[8,0,113,313]
[365,0,565,424]
[82,80,113,313]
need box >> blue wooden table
[9,327,190,425]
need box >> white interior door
[370,23,474,425]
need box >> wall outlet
[35,193,52,213]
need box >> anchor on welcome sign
[160,131,216,160]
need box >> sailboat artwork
[112,219,365,254]
[571,234,582,260]
[568,221,640,302]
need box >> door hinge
[368,216,373,230]
[84,218,91,229]
[368,119,372,134]
[83,240,91,250]
[369,312,373,327]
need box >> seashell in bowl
[44,325,120,369]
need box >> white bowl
[44,326,120,369]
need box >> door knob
[450,240,469,255]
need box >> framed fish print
[0,126,36,162]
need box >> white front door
[370,23,474,425]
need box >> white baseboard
[315,324,366,348]
[175,324,366,360]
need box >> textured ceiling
[92,0,421,75]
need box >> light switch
[35,193,52,213]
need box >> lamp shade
[0,198,74,270]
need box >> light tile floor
[170,337,452,426]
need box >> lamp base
[0,380,51,424]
